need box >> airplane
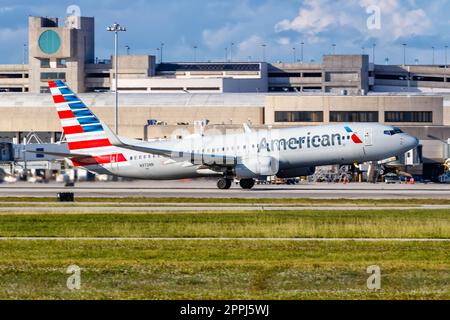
[42,80,419,189]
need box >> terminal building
[0,15,449,179]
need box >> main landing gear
[217,178,232,190]
[239,178,255,189]
[216,178,256,190]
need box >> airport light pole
[372,43,376,64]
[332,44,336,55]
[404,44,407,65]
[261,44,266,62]
[230,42,234,62]
[107,22,126,135]
[445,46,448,69]
[125,45,130,55]
[160,42,164,63]
[22,44,27,65]
[292,47,296,63]
[300,42,304,64]
[193,45,197,62]
[432,46,435,65]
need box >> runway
[1,180,450,199]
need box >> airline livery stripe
[73,110,93,117]
[56,106,71,112]
[59,88,73,95]
[78,117,99,125]
[63,95,79,102]
[61,119,79,127]
[68,139,112,150]
[48,81,57,88]
[52,95,66,104]
[82,124,103,132]
[72,154,127,167]
[63,125,84,135]
[64,131,108,142]
[58,110,76,119]
[68,102,87,110]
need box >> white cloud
[277,37,290,45]
[0,6,13,14]
[202,25,241,49]
[274,0,433,44]
[275,0,337,35]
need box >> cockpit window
[384,128,404,136]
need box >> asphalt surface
[0,180,450,198]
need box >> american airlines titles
[258,132,343,152]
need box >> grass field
[0,240,449,299]
[0,203,449,299]
[0,210,449,239]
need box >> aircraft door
[110,153,120,173]
[364,128,373,146]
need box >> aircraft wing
[102,121,238,166]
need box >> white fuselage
[78,123,419,180]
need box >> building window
[302,72,322,77]
[186,87,220,91]
[330,111,379,122]
[0,88,22,92]
[40,59,50,68]
[275,111,324,122]
[0,74,23,79]
[385,111,432,123]
[40,87,50,93]
[268,72,301,78]
[57,59,67,68]
[86,73,110,78]
[40,72,66,80]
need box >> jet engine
[276,166,316,178]
[234,156,279,178]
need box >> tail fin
[49,80,127,166]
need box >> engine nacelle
[235,156,279,178]
[276,166,316,178]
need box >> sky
[0,0,449,65]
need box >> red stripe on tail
[72,154,127,167]
[63,125,84,135]
[58,110,75,119]
[52,95,66,104]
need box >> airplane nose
[404,135,419,149]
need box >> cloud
[274,0,433,44]
[202,25,242,49]
[275,0,337,36]
[0,6,13,14]
[277,37,290,45]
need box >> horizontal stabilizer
[26,150,92,159]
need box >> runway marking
[0,237,449,242]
